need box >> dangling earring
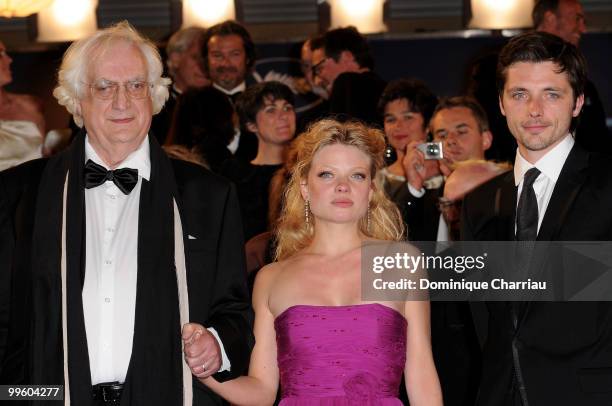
[304,200,310,226]
[367,204,372,233]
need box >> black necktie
[84,159,139,195]
[229,91,242,106]
[516,167,541,241]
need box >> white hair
[165,26,206,77]
[53,20,171,127]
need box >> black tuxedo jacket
[329,71,386,127]
[402,186,442,242]
[462,143,612,405]
[0,136,254,405]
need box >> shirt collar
[514,134,574,186]
[85,134,151,181]
[213,81,246,95]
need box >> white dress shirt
[83,136,149,384]
[213,81,246,155]
[213,81,246,96]
[82,135,230,385]
[514,134,574,234]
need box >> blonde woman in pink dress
[183,119,442,405]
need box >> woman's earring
[367,205,372,233]
[305,200,310,225]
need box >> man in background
[533,0,609,151]
[151,26,209,144]
[404,96,493,241]
[310,26,386,126]
[202,20,258,161]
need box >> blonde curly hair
[275,119,404,260]
[53,20,171,127]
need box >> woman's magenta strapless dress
[274,303,407,405]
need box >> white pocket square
[188,235,197,240]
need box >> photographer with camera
[403,96,493,242]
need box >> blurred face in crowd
[301,143,373,226]
[0,41,13,87]
[79,41,153,166]
[541,0,586,46]
[170,39,209,92]
[430,106,492,164]
[301,40,315,87]
[207,34,247,91]
[301,41,329,99]
[247,96,296,145]
[500,61,583,163]
[311,47,348,93]
[383,98,428,153]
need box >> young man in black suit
[0,21,253,405]
[462,31,612,405]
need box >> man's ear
[168,52,181,71]
[572,94,585,117]
[339,50,356,67]
[498,95,506,117]
[246,121,258,134]
[74,98,83,120]
[540,10,558,31]
[482,130,493,151]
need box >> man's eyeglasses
[87,80,153,100]
[311,58,329,78]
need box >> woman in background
[378,79,439,210]
[222,81,297,241]
[184,119,442,405]
[0,40,46,170]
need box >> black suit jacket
[0,137,254,405]
[402,186,443,242]
[329,71,386,127]
[462,143,612,405]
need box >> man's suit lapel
[537,144,588,241]
[496,171,517,241]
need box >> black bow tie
[84,159,139,195]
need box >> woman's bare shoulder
[11,93,43,113]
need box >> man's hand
[438,158,454,177]
[182,323,222,379]
[403,141,428,191]
[403,142,443,191]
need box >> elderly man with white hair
[150,26,210,143]
[0,21,253,406]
